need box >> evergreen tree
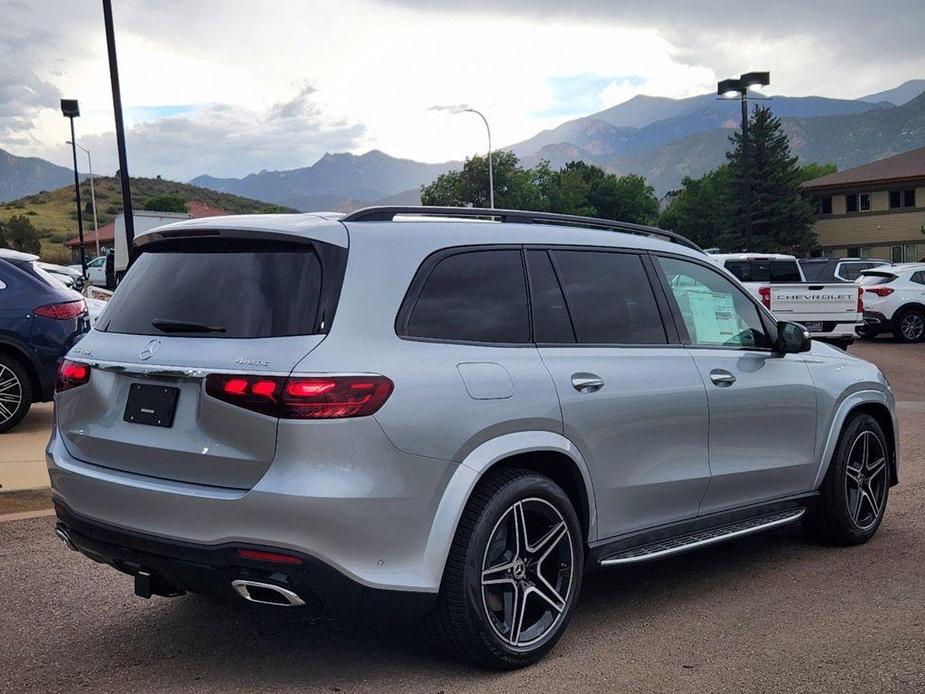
[725,106,816,252]
[658,165,733,249]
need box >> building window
[846,194,858,213]
[891,244,918,263]
[904,189,917,208]
[889,190,902,209]
[820,196,832,214]
[859,193,871,211]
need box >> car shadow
[56,520,883,691]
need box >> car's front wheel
[0,354,33,434]
[428,468,583,669]
[803,413,890,545]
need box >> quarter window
[405,249,530,343]
[657,256,769,349]
[525,250,575,343]
[550,250,666,344]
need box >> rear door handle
[572,373,605,393]
[709,369,737,387]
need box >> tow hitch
[134,570,186,599]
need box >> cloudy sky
[2,0,924,181]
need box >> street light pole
[429,104,495,209]
[464,108,494,209]
[740,91,752,253]
[60,100,87,278]
[68,141,99,256]
[717,71,770,252]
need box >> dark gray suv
[49,207,898,669]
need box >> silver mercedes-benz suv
[49,207,898,669]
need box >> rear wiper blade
[151,319,226,333]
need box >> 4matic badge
[236,358,270,367]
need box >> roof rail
[340,206,702,252]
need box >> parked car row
[43,207,898,670]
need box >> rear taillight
[857,286,864,313]
[865,286,894,297]
[56,359,90,392]
[205,374,394,419]
[35,300,86,320]
[758,286,771,309]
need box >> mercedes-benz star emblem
[139,339,161,361]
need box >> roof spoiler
[341,206,702,252]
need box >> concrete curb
[0,509,56,523]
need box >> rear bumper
[54,500,434,619]
[46,423,458,594]
[860,311,891,334]
[804,321,861,342]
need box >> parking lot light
[60,99,87,278]
[717,71,771,252]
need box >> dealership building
[802,145,925,262]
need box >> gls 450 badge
[236,358,270,367]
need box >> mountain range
[188,79,925,207]
[3,80,925,209]
[0,148,78,203]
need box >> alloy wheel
[844,430,888,530]
[481,498,574,648]
[0,364,23,425]
[899,312,924,341]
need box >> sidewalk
[1,402,53,493]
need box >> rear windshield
[724,259,802,283]
[798,260,828,281]
[98,240,342,338]
[858,273,896,286]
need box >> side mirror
[777,321,812,354]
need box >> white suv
[858,264,925,342]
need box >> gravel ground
[1,337,923,693]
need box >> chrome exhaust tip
[231,580,305,607]
[54,526,77,552]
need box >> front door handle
[709,369,737,387]
[572,373,605,393]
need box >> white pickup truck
[710,253,863,348]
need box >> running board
[599,508,805,566]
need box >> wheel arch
[814,391,898,489]
[0,336,42,400]
[422,431,597,591]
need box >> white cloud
[1,0,923,179]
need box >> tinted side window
[657,256,769,349]
[406,249,529,343]
[838,262,867,281]
[912,271,925,286]
[550,250,666,344]
[525,250,575,343]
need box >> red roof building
[65,201,227,255]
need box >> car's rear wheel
[0,354,33,434]
[894,307,925,343]
[428,468,583,669]
[803,413,890,545]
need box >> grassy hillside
[0,176,296,262]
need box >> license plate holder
[124,383,180,428]
[802,321,824,333]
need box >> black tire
[893,307,925,343]
[0,353,33,434]
[427,468,584,670]
[803,413,890,545]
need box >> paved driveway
[1,340,923,693]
